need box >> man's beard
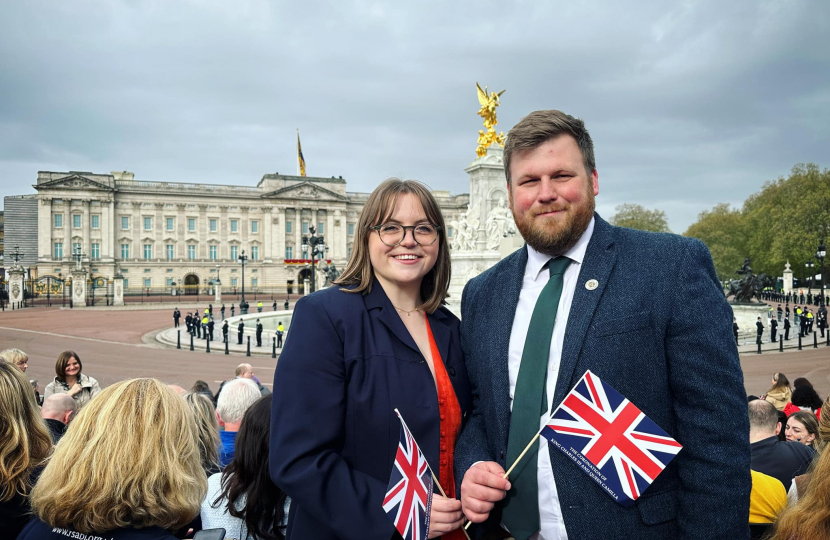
[511,191,595,258]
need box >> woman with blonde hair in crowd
[43,350,101,409]
[0,362,52,538]
[786,411,820,449]
[184,391,222,476]
[763,372,792,412]
[19,378,207,540]
[0,347,41,404]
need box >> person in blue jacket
[270,178,471,539]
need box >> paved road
[0,307,275,395]
[0,306,827,399]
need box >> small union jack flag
[541,370,682,507]
[384,411,433,540]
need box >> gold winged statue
[475,82,506,157]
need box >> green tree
[683,203,746,281]
[609,203,671,233]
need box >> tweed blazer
[454,214,751,540]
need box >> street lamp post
[301,226,327,293]
[238,250,248,312]
[806,260,815,295]
[817,239,826,304]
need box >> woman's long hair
[30,378,207,533]
[214,394,287,540]
[767,372,791,394]
[0,362,52,502]
[184,392,221,473]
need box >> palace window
[210,219,217,232]
[54,214,63,228]
[144,278,151,288]
[123,278,129,288]
[285,246,293,259]
[302,221,309,234]
[91,244,100,260]
[251,278,258,288]
[166,244,174,260]
[317,222,324,234]
[187,245,196,260]
[144,217,152,230]
[231,277,238,287]
[166,217,174,231]
[348,223,354,236]
[73,215,81,228]
[251,246,259,260]
[230,245,238,260]
[286,221,293,234]
[251,220,259,233]
[188,218,196,232]
[91,215,100,229]
[166,278,173,287]
[73,242,81,255]
[210,245,217,260]
[144,244,152,260]
[54,243,63,258]
[230,220,238,233]
[121,244,130,259]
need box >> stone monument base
[730,303,770,342]
[446,251,501,316]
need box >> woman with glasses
[271,178,470,539]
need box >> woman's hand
[67,383,83,397]
[428,497,464,538]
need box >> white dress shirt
[505,217,595,540]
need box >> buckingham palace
[25,170,469,295]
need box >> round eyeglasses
[370,223,441,247]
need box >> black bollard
[247,336,251,357]
[177,330,181,350]
[798,333,802,351]
[225,338,229,355]
[272,337,276,359]
[827,332,829,347]
[779,336,783,352]
[757,340,762,354]
[206,335,211,353]
[190,333,194,351]
[815,332,819,349]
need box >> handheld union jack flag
[541,370,682,507]
[384,410,433,540]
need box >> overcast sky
[1,0,828,232]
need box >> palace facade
[32,170,469,294]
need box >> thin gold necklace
[394,305,420,316]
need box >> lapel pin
[585,279,599,291]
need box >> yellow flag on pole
[297,130,307,177]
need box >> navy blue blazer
[270,280,471,540]
[454,215,752,540]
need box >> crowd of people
[176,305,286,349]
[0,350,287,540]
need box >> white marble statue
[485,197,515,250]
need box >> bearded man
[455,110,751,539]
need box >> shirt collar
[525,217,596,281]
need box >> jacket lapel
[364,279,421,355]
[487,246,528,448]
[552,215,618,407]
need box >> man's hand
[461,461,511,523]
[428,497,464,538]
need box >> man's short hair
[503,109,596,185]
[748,399,779,433]
[216,378,260,424]
[235,363,252,377]
[41,393,76,418]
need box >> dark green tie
[502,256,572,540]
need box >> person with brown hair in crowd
[0,361,52,538]
[43,350,101,409]
[19,378,207,540]
[788,395,830,505]
[763,372,792,412]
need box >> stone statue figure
[451,203,480,251]
[324,263,341,286]
[726,257,774,303]
[485,197,516,250]
[476,82,506,157]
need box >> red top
[425,314,465,540]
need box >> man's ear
[216,409,225,428]
[775,422,781,436]
[64,410,74,425]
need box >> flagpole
[394,409,471,540]
[464,413,553,531]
